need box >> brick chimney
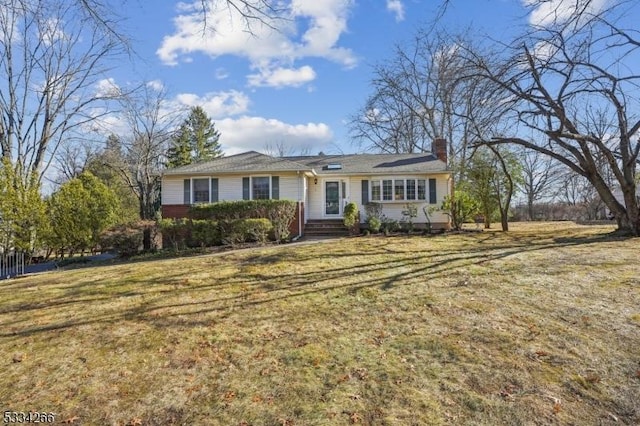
[432,138,447,164]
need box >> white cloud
[247,65,317,88]
[524,0,609,27]
[40,18,66,46]
[157,0,356,87]
[174,90,250,117]
[216,116,333,154]
[146,79,165,91]
[94,78,121,97]
[386,0,405,22]
[85,78,333,156]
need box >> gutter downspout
[293,171,303,240]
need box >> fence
[0,252,25,279]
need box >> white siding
[346,175,450,224]
[218,176,243,201]
[161,173,303,204]
[307,176,324,219]
[279,174,303,201]
[162,177,185,204]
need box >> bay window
[368,178,435,202]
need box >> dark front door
[325,181,340,215]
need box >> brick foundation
[162,204,191,219]
[289,202,304,237]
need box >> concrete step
[304,220,350,236]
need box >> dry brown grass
[1,222,639,425]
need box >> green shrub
[99,221,155,257]
[190,201,262,220]
[367,216,381,233]
[364,202,383,220]
[220,218,273,246]
[264,201,296,242]
[343,202,359,229]
[190,200,296,242]
[243,218,272,244]
[380,216,399,234]
[401,204,418,233]
[189,220,220,247]
[158,219,190,250]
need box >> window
[252,176,270,200]
[417,179,426,200]
[406,179,416,200]
[371,180,381,201]
[429,178,437,204]
[243,176,279,200]
[184,178,218,204]
[193,178,210,203]
[368,178,430,202]
[382,180,393,201]
[394,180,404,200]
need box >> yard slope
[1,222,639,425]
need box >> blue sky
[100,0,583,155]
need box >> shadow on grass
[0,227,633,338]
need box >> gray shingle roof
[163,151,448,176]
[285,153,447,175]
[163,151,313,175]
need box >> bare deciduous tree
[116,83,181,224]
[520,149,560,220]
[350,30,498,184]
[461,2,640,235]
[51,142,99,185]
[0,0,123,187]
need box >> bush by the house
[364,202,383,220]
[366,216,382,233]
[158,219,191,250]
[190,200,296,242]
[401,204,418,233]
[381,216,400,235]
[100,221,156,257]
[221,218,273,246]
[264,201,296,242]
[343,202,359,234]
[189,220,221,247]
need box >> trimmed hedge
[158,219,190,250]
[190,200,297,242]
[158,217,273,249]
[189,220,221,247]
[220,218,272,246]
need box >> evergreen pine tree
[189,106,222,161]
[166,124,192,168]
[166,106,222,167]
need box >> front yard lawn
[1,222,639,425]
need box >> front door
[325,181,340,216]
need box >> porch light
[314,178,318,184]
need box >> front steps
[304,219,350,237]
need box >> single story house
[161,139,452,237]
